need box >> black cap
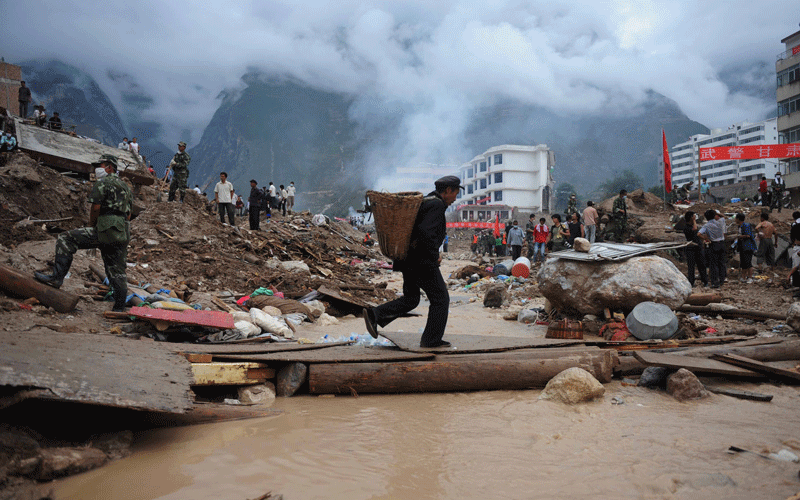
[434,175,464,190]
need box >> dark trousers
[249,206,260,230]
[19,101,28,118]
[219,202,235,225]
[373,260,449,346]
[510,245,522,260]
[706,242,725,286]
[686,246,707,286]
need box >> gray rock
[517,309,539,324]
[637,366,673,388]
[666,368,709,401]
[238,382,276,406]
[787,303,800,332]
[573,237,591,252]
[276,362,308,397]
[537,255,692,315]
[483,284,506,308]
[539,367,605,404]
[89,431,133,460]
[279,260,310,274]
[34,447,108,480]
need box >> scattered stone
[276,362,308,397]
[787,303,800,332]
[637,366,673,388]
[517,309,539,324]
[278,260,310,274]
[317,313,339,326]
[538,256,692,315]
[89,431,133,460]
[666,368,709,401]
[538,367,605,404]
[573,237,591,252]
[238,382,276,406]
[483,284,506,308]
[144,239,159,248]
[503,305,523,320]
[34,447,108,480]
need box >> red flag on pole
[662,129,672,193]
[494,213,500,237]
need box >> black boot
[109,277,128,312]
[34,254,72,288]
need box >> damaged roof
[548,241,689,262]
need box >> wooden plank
[169,340,353,355]
[181,353,213,363]
[216,345,436,364]
[317,285,372,308]
[704,386,774,402]
[191,362,275,386]
[379,332,583,354]
[129,306,234,329]
[308,350,617,394]
[712,354,800,384]
[138,402,282,427]
[0,330,194,413]
[0,264,80,313]
[633,351,764,378]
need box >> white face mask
[95,167,108,179]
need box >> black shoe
[420,340,451,348]
[362,308,378,339]
[34,271,63,288]
[111,306,127,313]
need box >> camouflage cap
[178,141,187,147]
[92,154,119,170]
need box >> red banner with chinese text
[662,129,672,193]
[793,45,800,56]
[698,144,800,161]
[447,222,506,230]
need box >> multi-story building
[453,144,555,222]
[0,60,22,114]
[778,29,800,174]
[670,119,779,188]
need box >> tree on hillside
[598,170,643,199]
[555,182,578,212]
[648,185,665,198]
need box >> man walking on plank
[362,175,463,348]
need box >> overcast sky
[4,0,797,150]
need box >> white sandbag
[283,312,307,326]
[234,320,262,338]
[251,308,293,338]
[232,311,252,323]
[317,313,339,326]
[304,300,325,318]
[261,306,283,317]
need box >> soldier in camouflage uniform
[610,189,628,242]
[566,194,578,217]
[167,141,191,202]
[35,154,133,312]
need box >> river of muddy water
[53,381,799,499]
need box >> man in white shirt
[193,185,202,194]
[128,137,139,155]
[214,172,235,225]
[118,137,129,150]
[287,181,296,213]
[268,182,277,209]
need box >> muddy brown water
[52,382,800,499]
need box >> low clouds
[4,0,790,154]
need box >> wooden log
[0,264,79,313]
[308,351,616,394]
[89,262,106,283]
[712,354,800,383]
[704,386,773,402]
[724,327,758,336]
[676,305,785,321]
[633,351,763,377]
[684,293,723,306]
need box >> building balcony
[777,49,800,72]
[778,80,800,102]
[779,113,800,133]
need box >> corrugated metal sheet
[549,242,689,262]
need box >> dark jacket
[248,186,263,206]
[406,191,447,264]
[18,86,31,103]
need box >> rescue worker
[363,231,375,247]
[35,154,132,312]
[167,141,191,202]
[362,175,462,348]
[566,193,578,217]
[611,189,628,242]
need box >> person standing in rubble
[362,175,463,348]
[248,180,263,230]
[771,173,785,213]
[287,181,296,213]
[35,155,132,312]
[566,193,578,217]
[698,209,727,289]
[18,81,31,118]
[682,211,708,288]
[611,189,628,242]
[167,141,191,202]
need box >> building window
[500,210,509,219]
[467,185,473,194]
[495,190,503,202]
[480,178,487,189]
[467,168,473,178]
[479,161,487,172]
[494,154,503,165]
[494,172,503,183]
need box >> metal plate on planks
[548,242,689,262]
[0,330,194,413]
[129,306,234,329]
[171,340,354,355]
[214,345,436,364]
[379,332,583,354]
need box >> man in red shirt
[759,177,770,207]
[532,217,549,263]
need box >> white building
[670,118,779,188]
[454,144,555,222]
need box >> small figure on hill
[507,220,525,260]
[362,175,463,348]
[33,105,47,127]
[583,201,599,243]
[363,231,375,247]
[279,184,288,216]
[167,141,191,202]
[118,137,129,150]
[128,137,139,156]
[18,81,31,118]
[47,111,62,131]
[248,180,263,230]
[771,173,785,213]
[287,181,296,213]
[215,172,235,225]
[193,185,202,194]
[566,193,578,216]
[699,177,710,203]
[34,154,132,312]
[267,182,277,210]
[609,189,628,242]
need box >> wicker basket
[365,190,424,261]
[546,319,584,339]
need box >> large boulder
[483,284,506,308]
[537,255,691,315]
[539,367,605,404]
[666,368,708,401]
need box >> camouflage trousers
[610,218,627,242]
[56,226,128,303]
[168,169,189,201]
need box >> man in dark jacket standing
[248,179,262,230]
[363,175,462,348]
[18,81,31,118]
